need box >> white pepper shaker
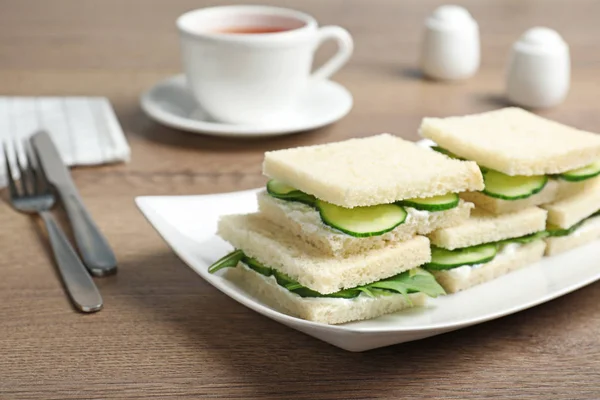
[420,5,480,81]
[506,27,570,108]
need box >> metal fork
[3,140,103,313]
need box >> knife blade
[30,130,117,276]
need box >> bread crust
[226,263,426,325]
[543,177,600,229]
[263,133,484,208]
[217,213,431,294]
[420,107,600,176]
[545,217,600,256]
[257,190,473,256]
[460,179,559,214]
[432,241,546,293]
[428,207,547,250]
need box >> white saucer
[140,75,353,138]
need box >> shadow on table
[470,93,513,108]
[117,249,595,398]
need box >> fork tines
[3,139,47,198]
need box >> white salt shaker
[506,27,570,108]
[420,5,480,81]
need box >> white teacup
[177,5,353,125]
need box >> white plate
[139,75,353,138]
[136,188,600,352]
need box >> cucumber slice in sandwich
[316,200,408,237]
[425,244,498,270]
[546,222,584,237]
[557,160,600,182]
[399,193,459,211]
[266,179,316,206]
[430,146,490,172]
[499,231,549,245]
[430,146,464,160]
[482,169,547,200]
[546,210,600,237]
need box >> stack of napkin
[0,96,130,187]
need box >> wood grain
[1,0,599,398]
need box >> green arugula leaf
[367,280,409,302]
[272,270,297,287]
[284,283,304,291]
[323,288,362,299]
[243,256,273,276]
[355,287,376,298]
[208,250,244,273]
[209,251,445,301]
[367,268,446,302]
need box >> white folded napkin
[0,96,130,187]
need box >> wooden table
[1,0,599,398]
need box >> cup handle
[311,26,354,80]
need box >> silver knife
[31,130,117,277]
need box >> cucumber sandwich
[425,207,548,293]
[259,134,484,256]
[542,177,600,255]
[210,213,445,325]
[419,107,600,215]
[207,134,484,324]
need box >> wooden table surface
[1,0,600,398]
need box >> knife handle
[40,211,103,313]
[62,191,118,276]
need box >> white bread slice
[545,216,600,256]
[217,213,431,294]
[257,190,473,256]
[428,207,547,250]
[263,133,483,208]
[460,179,559,214]
[226,262,426,325]
[554,179,591,201]
[432,241,546,294]
[419,107,600,175]
[542,177,600,229]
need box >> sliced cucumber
[500,231,549,245]
[558,160,600,182]
[208,250,244,273]
[266,179,297,196]
[546,210,600,237]
[266,179,316,206]
[546,222,584,237]
[316,200,407,237]
[425,244,498,270]
[430,146,464,160]
[400,193,459,212]
[482,169,547,200]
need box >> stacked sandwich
[419,107,600,292]
[208,134,484,324]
